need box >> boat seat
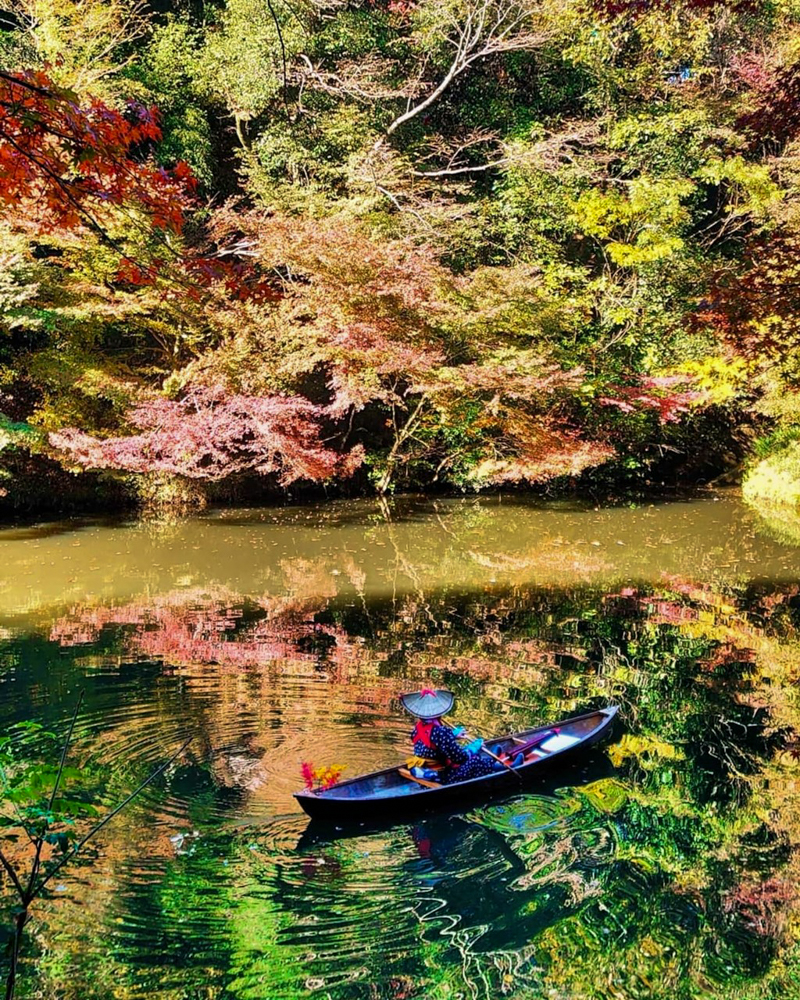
[398,767,441,789]
[537,733,581,753]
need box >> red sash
[412,719,439,749]
[412,720,456,766]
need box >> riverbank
[0,417,749,523]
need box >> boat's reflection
[291,752,619,961]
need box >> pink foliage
[730,52,776,94]
[47,572,378,681]
[301,762,315,791]
[724,878,798,938]
[411,361,583,399]
[324,326,445,418]
[599,375,704,424]
[594,0,756,16]
[737,58,800,148]
[48,385,363,483]
[476,434,616,486]
[50,595,319,666]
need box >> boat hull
[294,706,618,822]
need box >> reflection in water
[2,491,800,999]
[3,491,800,621]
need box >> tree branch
[378,0,546,143]
[37,737,193,894]
[412,158,509,177]
[0,849,24,899]
[26,692,85,899]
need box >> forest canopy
[1,0,800,510]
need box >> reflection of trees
[6,569,800,999]
[8,492,800,623]
[38,568,800,822]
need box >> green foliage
[129,19,214,186]
[3,0,800,512]
[0,721,103,849]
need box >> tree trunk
[5,908,28,1000]
[376,395,429,494]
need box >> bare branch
[376,185,435,230]
[266,0,289,105]
[22,692,86,903]
[296,54,420,103]
[413,158,509,177]
[46,692,85,818]
[378,0,549,142]
[0,849,24,899]
[412,121,605,180]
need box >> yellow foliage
[313,764,344,788]
[743,442,800,508]
[7,0,151,96]
[607,733,685,769]
[576,777,628,813]
[680,356,751,405]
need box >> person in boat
[400,688,522,785]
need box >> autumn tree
[2,0,800,510]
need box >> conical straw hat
[400,688,454,718]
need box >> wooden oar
[476,743,524,787]
[499,728,558,760]
[453,727,521,776]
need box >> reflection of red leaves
[698,642,756,672]
[724,878,797,938]
[604,578,762,674]
[47,579,383,688]
[49,588,324,664]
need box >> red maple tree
[0,68,194,240]
[592,0,756,16]
[0,68,276,299]
[49,385,363,484]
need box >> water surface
[2,491,800,1000]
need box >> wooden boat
[296,751,618,849]
[294,705,619,822]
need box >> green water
[3,491,800,1000]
